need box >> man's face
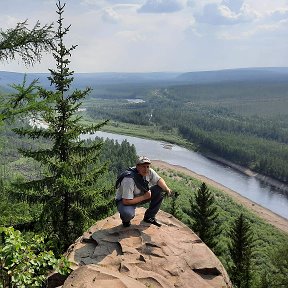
[136,163,150,177]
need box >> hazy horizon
[2,66,288,75]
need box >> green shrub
[0,227,71,288]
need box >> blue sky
[1,0,288,73]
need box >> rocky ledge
[61,208,231,288]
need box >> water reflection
[82,131,288,219]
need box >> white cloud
[101,7,122,23]
[267,9,288,21]
[220,18,288,41]
[184,17,201,36]
[222,0,244,13]
[195,2,256,25]
[138,0,187,14]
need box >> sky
[1,0,288,73]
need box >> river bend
[81,131,288,220]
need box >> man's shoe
[143,217,162,227]
[122,221,131,227]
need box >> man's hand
[166,188,173,197]
[122,191,151,205]
[143,191,152,201]
[157,178,173,197]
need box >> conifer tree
[270,243,288,287]
[260,243,288,288]
[228,213,254,288]
[185,182,220,249]
[0,20,54,66]
[0,12,54,146]
[9,1,110,252]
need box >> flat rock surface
[64,208,232,288]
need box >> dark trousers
[117,185,164,223]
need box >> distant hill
[0,71,50,92]
[1,67,288,92]
[0,71,181,92]
[177,67,288,83]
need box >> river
[82,131,288,220]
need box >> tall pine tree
[10,1,110,253]
[228,213,254,288]
[185,182,220,250]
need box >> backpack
[115,167,149,193]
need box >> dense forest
[0,126,136,227]
[86,80,288,183]
[2,118,288,288]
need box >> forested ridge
[86,80,288,183]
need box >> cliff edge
[62,208,231,288]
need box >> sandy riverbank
[152,160,288,234]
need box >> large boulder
[63,208,232,288]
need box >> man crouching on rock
[115,156,172,227]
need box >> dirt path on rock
[152,160,288,235]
